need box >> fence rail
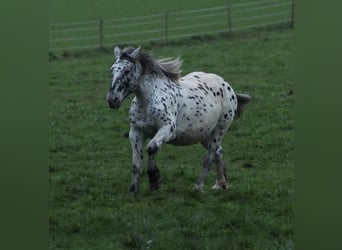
[49,0,294,51]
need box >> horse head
[107,46,142,109]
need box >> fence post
[164,11,169,43]
[99,18,104,49]
[291,0,294,28]
[227,4,232,33]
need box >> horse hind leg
[196,144,228,191]
[197,116,231,191]
[212,145,229,190]
[196,137,223,191]
[195,148,215,191]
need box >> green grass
[49,0,292,51]
[49,0,281,23]
[49,28,294,249]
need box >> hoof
[212,181,229,190]
[193,183,204,192]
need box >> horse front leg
[129,127,145,194]
[146,147,161,191]
[146,124,176,191]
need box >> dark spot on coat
[204,82,210,90]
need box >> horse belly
[171,107,221,146]
[170,129,214,145]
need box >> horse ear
[129,46,141,60]
[114,46,121,59]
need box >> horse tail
[235,93,251,119]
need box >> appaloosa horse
[107,46,251,193]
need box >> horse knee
[147,141,158,156]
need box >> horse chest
[129,98,176,137]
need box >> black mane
[121,47,182,81]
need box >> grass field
[49,25,294,249]
[49,0,292,51]
[49,0,286,23]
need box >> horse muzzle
[107,95,122,109]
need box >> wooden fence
[49,0,294,51]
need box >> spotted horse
[107,46,251,193]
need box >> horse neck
[136,74,169,103]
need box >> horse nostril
[108,96,121,109]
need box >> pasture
[49,26,294,249]
[49,0,292,51]
[49,0,291,23]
